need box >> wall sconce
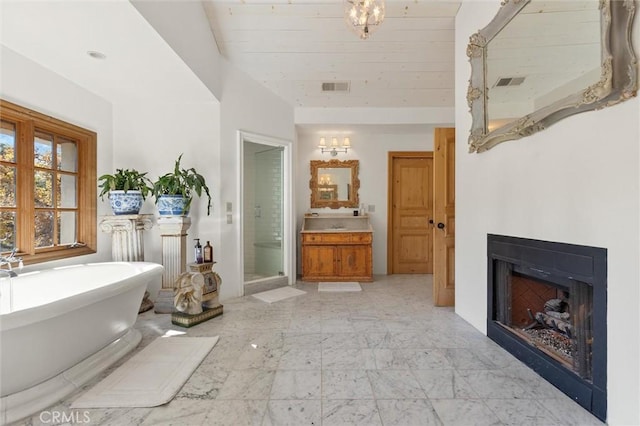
[319,137,351,156]
[319,174,333,185]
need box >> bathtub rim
[0,328,142,424]
[0,261,163,330]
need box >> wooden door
[388,152,434,274]
[303,246,336,278]
[433,128,455,306]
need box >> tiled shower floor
[19,275,603,425]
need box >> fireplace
[487,235,607,421]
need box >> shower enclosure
[243,141,287,291]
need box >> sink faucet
[0,248,23,277]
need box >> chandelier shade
[344,0,385,40]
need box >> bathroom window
[0,100,96,264]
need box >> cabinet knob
[437,222,445,229]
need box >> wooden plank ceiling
[202,0,461,108]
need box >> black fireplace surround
[487,234,607,421]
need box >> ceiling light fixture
[319,137,351,156]
[344,0,385,40]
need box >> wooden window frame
[0,99,96,265]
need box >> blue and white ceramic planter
[157,195,190,216]
[109,190,144,215]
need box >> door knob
[437,222,445,229]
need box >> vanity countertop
[300,214,372,233]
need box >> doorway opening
[240,132,293,295]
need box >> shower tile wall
[243,147,257,277]
[254,148,283,276]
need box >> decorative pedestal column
[99,214,154,312]
[154,216,191,313]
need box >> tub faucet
[0,248,23,277]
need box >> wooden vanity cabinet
[301,232,372,282]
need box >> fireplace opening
[487,235,607,421]
[496,271,593,382]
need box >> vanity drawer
[303,233,351,244]
[351,233,372,243]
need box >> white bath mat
[318,282,362,292]
[252,286,306,303]
[71,336,218,408]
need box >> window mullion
[52,134,59,246]
[17,119,35,255]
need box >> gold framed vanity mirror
[467,0,637,153]
[310,159,360,209]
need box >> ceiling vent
[494,76,526,87]
[322,81,350,93]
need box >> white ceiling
[0,0,215,104]
[202,0,461,108]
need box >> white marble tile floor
[16,275,604,426]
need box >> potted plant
[152,154,212,216]
[98,168,153,215]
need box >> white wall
[218,61,295,299]
[111,99,221,273]
[130,0,222,100]
[296,129,435,275]
[0,45,223,282]
[0,46,113,270]
[455,2,640,424]
[131,0,295,299]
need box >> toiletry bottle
[194,239,203,264]
[204,241,213,263]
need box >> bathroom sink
[301,214,372,232]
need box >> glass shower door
[243,143,284,284]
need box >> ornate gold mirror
[467,0,637,153]
[310,159,360,209]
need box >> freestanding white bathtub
[0,261,163,424]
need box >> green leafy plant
[98,168,152,200]
[152,154,212,215]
